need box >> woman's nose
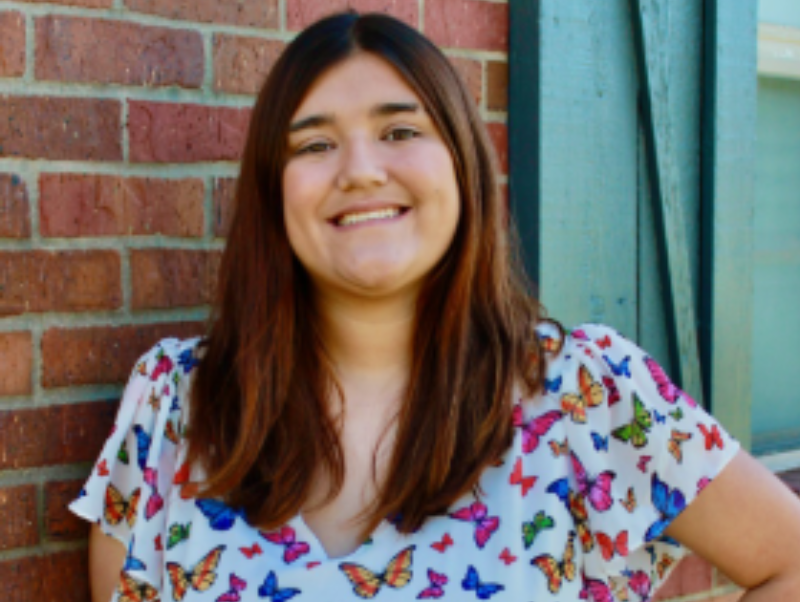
[335,137,388,191]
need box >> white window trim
[758,23,800,80]
[759,449,800,474]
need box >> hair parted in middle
[185,10,560,538]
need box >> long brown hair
[187,10,560,536]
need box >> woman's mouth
[333,206,410,227]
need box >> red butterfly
[499,548,517,565]
[173,462,196,500]
[449,501,500,549]
[431,533,453,553]
[239,543,262,559]
[595,530,628,561]
[509,457,537,497]
[637,455,652,473]
[306,561,321,570]
[97,459,110,477]
[261,526,310,564]
[601,376,621,406]
[155,534,163,551]
[698,423,724,450]
[512,404,563,454]
[596,335,612,349]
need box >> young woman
[71,11,800,602]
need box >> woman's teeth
[336,207,402,226]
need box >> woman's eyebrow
[288,102,422,134]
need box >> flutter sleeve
[559,323,740,599]
[68,337,189,593]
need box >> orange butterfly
[532,531,576,594]
[668,430,692,463]
[656,552,676,578]
[619,487,637,513]
[117,571,158,602]
[147,388,161,412]
[509,457,537,497]
[560,366,604,423]
[136,362,148,376]
[339,545,415,599]
[166,545,225,601]
[104,484,140,527]
[165,419,181,445]
[595,530,628,561]
[698,423,725,450]
[549,439,569,457]
[609,576,629,601]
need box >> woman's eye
[386,128,419,141]
[296,141,332,155]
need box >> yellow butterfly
[339,545,415,599]
[104,484,140,528]
[548,439,569,457]
[532,531,576,594]
[667,430,692,463]
[166,545,225,601]
[609,576,629,601]
[657,552,676,578]
[560,366,604,423]
[117,572,159,602]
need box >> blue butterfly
[169,396,181,413]
[544,375,563,393]
[462,565,504,599]
[590,432,609,452]
[123,536,146,572]
[645,472,685,545]
[545,478,571,507]
[195,498,244,531]
[178,348,200,374]
[132,425,151,471]
[603,355,631,378]
[653,410,667,424]
[258,571,300,602]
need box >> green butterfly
[669,407,683,421]
[117,440,129,464]
[167,522,191,549]
[522,510,555,549]
[611,394,653,448]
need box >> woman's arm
[88,523,127,602]
[665,449,800,600]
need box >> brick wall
[0,1,745,601]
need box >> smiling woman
[68,9,800,602]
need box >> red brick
[213,34,285,95]
[0,96,121,161]
[486,122,507,174]
[16,0,111,6]
[213,177,237,237]
[287,0,418,31]
[0,486,38,551]
[128,101,251,163]
[131,249,222,309]
[448,56,482,107]
[125,0,278,28]
[41,322,204,388]
[0,174,31,238]
[486,60,507,111]
[0,332,32,396]
[653,555,713,600]
[40,174,204,238]
[0,251,121,317]
[425,0,508,52]
[44,480,88,542]
[36,16,204,88]
[707,593,744,602]
[0,550,89,602]
[0,12,25,78]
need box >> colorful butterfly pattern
[68,327,739,601]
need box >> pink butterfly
[261,526,310,564]
[449,501,500,549]
[572,329,590,341]
[418,569,448,599]
[512,405,563,454]
[644,357,697,407]
[570,451,615,512]
[143,468,164,520]
[601,376,621,406]
[637,455,653,473]
[579,574,613,602]
[697,477,711,494]
[216,573,247,602]
[626,570,652,599]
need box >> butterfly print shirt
[69,323,739,602]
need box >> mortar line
[0,464,93,488]
[23,10,34,83]
[418,0,425,33]
[121,98,130,164]
[202,29,215,94]
[0,540,87,563]
[204,175,215,240]
[0,160,240,178]
[279,0,287,33]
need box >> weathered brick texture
[125,0,279,28]
[44,480,89,542]
[16,0,111,7]
[0,486,38,551]
[653,555,714,601]
[0,550,89,602]
[0,174,31,238]
[0,12,25,78]
[0,251,122,317]
[213,177,237,237]
[0,96,122,161]
[131,249,223,309]
[128,101,251,163]
[41,322,204,388]
[287,0,418,31]
[486,122,508,174]
[449,57,483,107]
[36,16,204,88]
[213,34,285,95]
[0,331,33,396]
[39,174,205,238]
[425,0,508,51]
[487,61,508,112]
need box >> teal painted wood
[751,77,800,454]
[635,3,704,381]
[534,0,638,336]
[700,1,757,448]
[629,0,705,407]
[759,0,800,28]
[508,0,541,284]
